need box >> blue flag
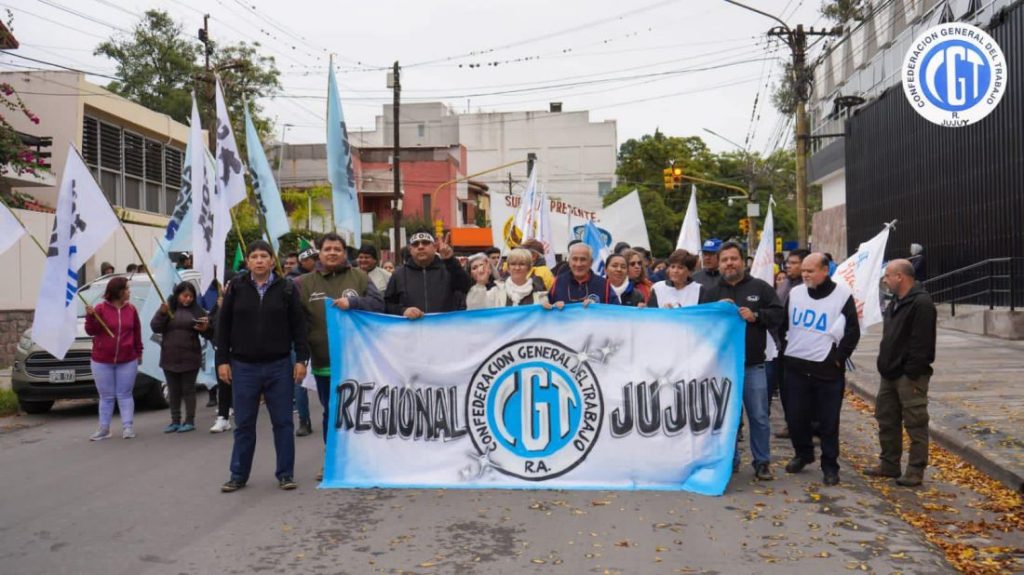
[245,106,290,251]
[583,220,610,276]
[327,64,361,247]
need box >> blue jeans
[314,374,331,444]
[91,360,137,430]
[734,363,771,467]
[229,358,295,482]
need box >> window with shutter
[99,122,121,171]
[145,139,163,183]
[82,116,98,167]
[123,132,144,178]
[165,148,182,188]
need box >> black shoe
[295,420,312,437]
[895,473,923,487]
[863,465,900,478]
[754,462,775,481]
[221,479,246,493]
[278,476,297,490]
[785,456,812,474]
[206,397,217,408]
[823,471,840,486]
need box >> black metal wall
[845,2,1024,283]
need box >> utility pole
[507,172,513,195]
[526,152,537,177]
[198,15,216,152]
[390,61,402,254]
[724,1,840,248]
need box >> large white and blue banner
[323,303,746,495]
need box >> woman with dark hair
[605,253,646,307]
[151,280,213,433]
[626,249,653,302]
[648,249,704,308]
[84,276,144,440]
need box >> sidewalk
[846,327,1024,493]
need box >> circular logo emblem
[902,23,1006,126]
[342,288,359,299]
[466,339,603,481]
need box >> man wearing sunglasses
[384,231,472,319]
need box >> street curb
[845,370,1024,494]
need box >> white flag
[676,185,702,253]
[832,224,891,331]
[512,168,539,243]
[750,203,778,360]
[214,78,247,208]
[0,200,26,255]
[190,94,219,292]
[536,187,556,268]
[33,145,120,359]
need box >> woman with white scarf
[493,248,549,307]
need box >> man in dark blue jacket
[384,231,471,319]
[548,243,620,306]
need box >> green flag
[232,244,244,272]
[298,237,313,252]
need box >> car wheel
[19,399,54,414]
[144,379,168,409]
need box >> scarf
[504,277,536,305]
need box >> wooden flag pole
[0,194,114,337]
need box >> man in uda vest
[780,252,860,486]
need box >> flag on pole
[232,243,244,272]
[536,187,556,268]
[750,201,778,360]
[327,64,361,247]
[138,240,182,381]
[298,237,313,252]
[512,168,539,242]
[833,224,892,331]
[676,184,702,253]
[214,78,247,208]
[244,105,290,251]
[189,93,219,292]
[33,144,120,359]
[582,220,610,277]
[0,200,26,255]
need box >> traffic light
[672,167,683,187]
[662,168,673,191]
[739,218,750,235]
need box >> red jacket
[85,301,144,364]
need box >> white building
[351,102,617,213]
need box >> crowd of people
[82,230,937,493]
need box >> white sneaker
[89,428,111,441]
[122,426,136,439]
[210,417,232,433]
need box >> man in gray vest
[864,259,936,487]
[780,253,860,486]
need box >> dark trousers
[785,370,845,474]
[229,358,295,482]
[217,379,233,418]
[164,369,198,425]
[876,375,930,475]
[766,359,786,416]
[315,374,331,444]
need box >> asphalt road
[0,396,954,575]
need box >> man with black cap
[296,246,319,275]
[356,244,391,292]
[692,238,722,288]
[384,231,471,319]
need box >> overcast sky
[2,0,826,154]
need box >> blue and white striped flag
[582,220,610,277]
[245,105,290,251]
[327,64,361,247]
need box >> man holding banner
[548,243,620,306]
[781,253,861,486]
[704,241,784,480]
[384,231,470,319]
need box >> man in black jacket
[216,240,309,493]
[780,253,861,486]
[864,259,937,487]
[705,241,785,480]
[384,231,471,319]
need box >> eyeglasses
[410,240,433,247]
[628,261,643,267]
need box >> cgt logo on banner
[902,22,1006,127]
[323,303,747,495]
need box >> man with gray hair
[548,243,620,305]
[864,259,937,487]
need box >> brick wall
[0,310,32,367]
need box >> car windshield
[75,277,153,318]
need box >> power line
[36,0,132,34]
[0,4,110,39]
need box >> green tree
[281,184,331,231]
[94,9,281,144]
[821,0,867,24]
